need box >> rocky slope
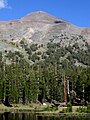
[0,11,90,66]
[0,11,89,43]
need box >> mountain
[0,11,90,104]
[0,11,90,66]
[0,11,90,42]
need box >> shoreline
[36,113,90,117]
[0,104,90,117]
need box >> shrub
[44,105,58,111]
[67,103,72,112]
[60,103,72,113]
[76,107,87,113]
[87,104,90,113]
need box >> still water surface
[0,112,89,120]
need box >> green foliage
[59,103,73,113]
[31,53,40,62]
[67,103,72,112]
[44,105,58,111]
[25,47,32,55]
[5,51,14,59]
[76,107,87,113]
[75,103,90,113]
[59,108,68,113]
[30,44,38,51]
[87,104,90,113]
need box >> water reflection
[0,112,36,120]
[37,116,90,120]
[0,112,10,120]
[37,116,43,120]
[0,112,89,120]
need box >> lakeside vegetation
[0,103,90,114]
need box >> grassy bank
[0,104,45,113]
[0,104,90,115]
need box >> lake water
[0,112,90,120]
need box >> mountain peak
[21,11,62,23]
[29,11,48,14]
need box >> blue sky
[0,0,90,27]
